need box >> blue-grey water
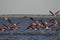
[0,17,60,40]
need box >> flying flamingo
[0,24,7,32]
[49,10,60,16]
[4,17,19,31]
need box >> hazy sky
[0,0,60,15]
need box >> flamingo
[1,24,7,32]
[4,17,19,31]
[49,10,60,16]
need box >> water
[0,17,60,40]
[0,34,60,40]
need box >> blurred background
[0,0,60,15]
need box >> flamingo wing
[49,10,54,16]
[55,10,60,15]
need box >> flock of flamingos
[0,10,60,34]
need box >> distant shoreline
[0,14,60,18]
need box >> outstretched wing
[8,19,13,24]
[49,10,54,16]
[3,17,13,24]
[29,17,35,21]
[40,20,46,27]
[24,16,35,22]
[2,23,7,27]
[55,10,60,15]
